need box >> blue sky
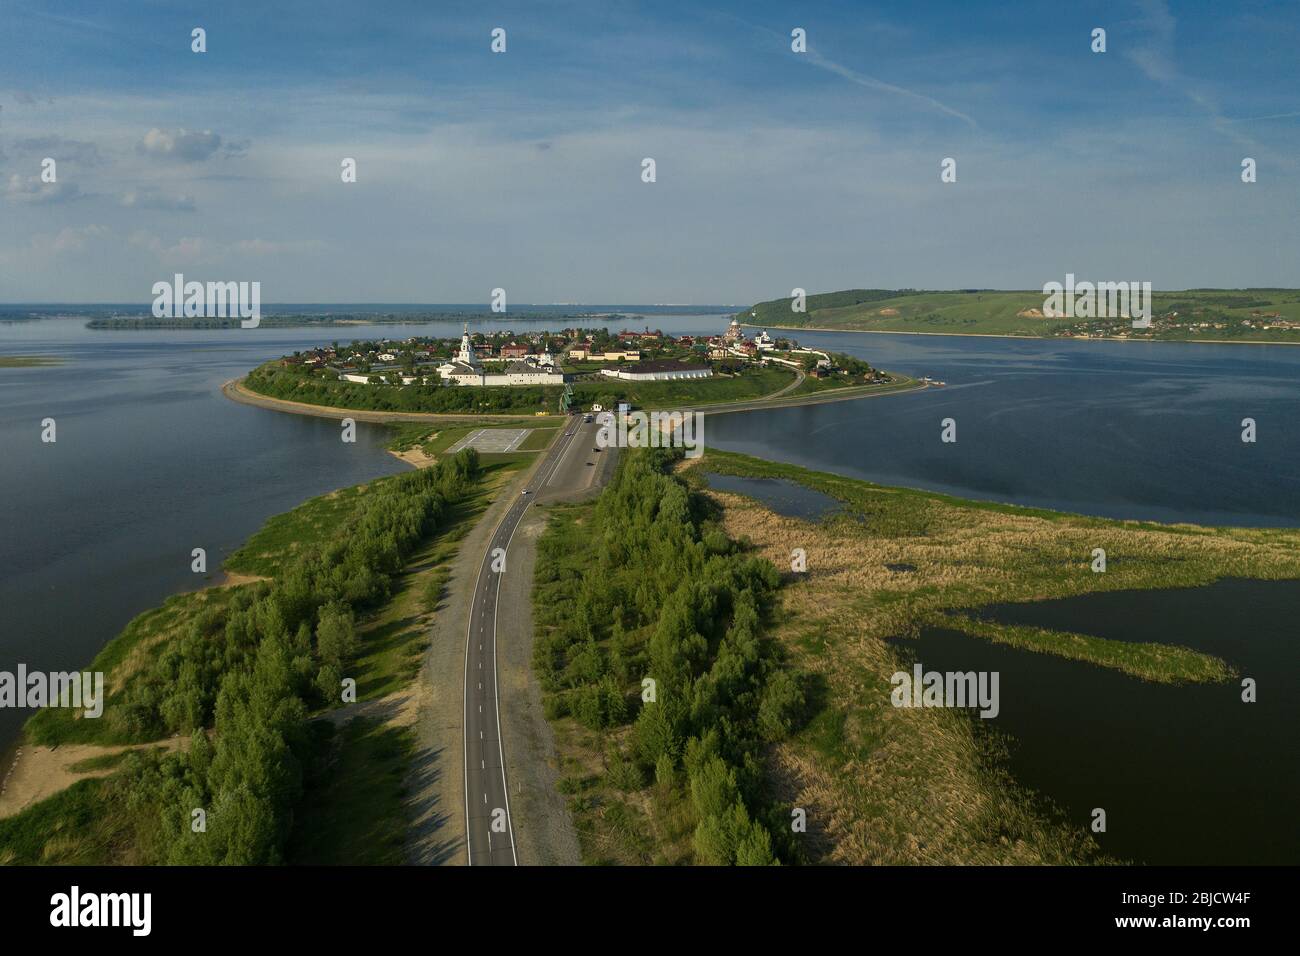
[1,0,1297,303]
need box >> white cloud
[11,135,104,165]
[5,174,84,204]
[128,233,208,263]
[48,224,108,253]
[138,127,227,162]
[120,189,196,211]
[230,238,325,256]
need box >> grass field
[286,718,416,865]
[0,779,128,865]
[744,288,1300,342]
[670,450,1300,864]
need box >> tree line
[247,363,557,413]
[108,450,481,864]
[533,449,807,864]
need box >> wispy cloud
[120,188,196,211]
[801,47,978,129]
[1126,0,1257,148]
[4,174,85,204]
[138,128,246,162]
[721,15,977,128]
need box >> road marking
[460,419,589,867]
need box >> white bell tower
[457,324,478,366]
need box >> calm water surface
[3,315,1297,864]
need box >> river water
[3,312,1297,863]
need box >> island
[227,320,918,421]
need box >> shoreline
[745,322,1300,347]
[223,374,928,425]
[221,378,549,423]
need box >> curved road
[462,415,598,865]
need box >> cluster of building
[1053,309,1300,339]
[280,317,803,388]
[432,326,566,386]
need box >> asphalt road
[461,415,599,865]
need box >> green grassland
[692,449,1300,683]
[667,450,1300,863]
[0,779,129,865]
[743,288,1300,342]
[286,718,416,865]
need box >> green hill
[738,289,1300,342]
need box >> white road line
[448,428,486,454]
[460,420,587,867]
[490,548,518,864]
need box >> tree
[315,603,357,669]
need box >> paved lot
[446,428,531,454]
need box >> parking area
[445,428,532,454]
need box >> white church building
[437,325,567,387]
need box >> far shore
[746,322,1300,346]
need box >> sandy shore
[389,447,437,469]
[0,738,186,820]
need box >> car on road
[583,414,593,423]
[521,490,530,495]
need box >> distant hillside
[737,289,1300,342]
